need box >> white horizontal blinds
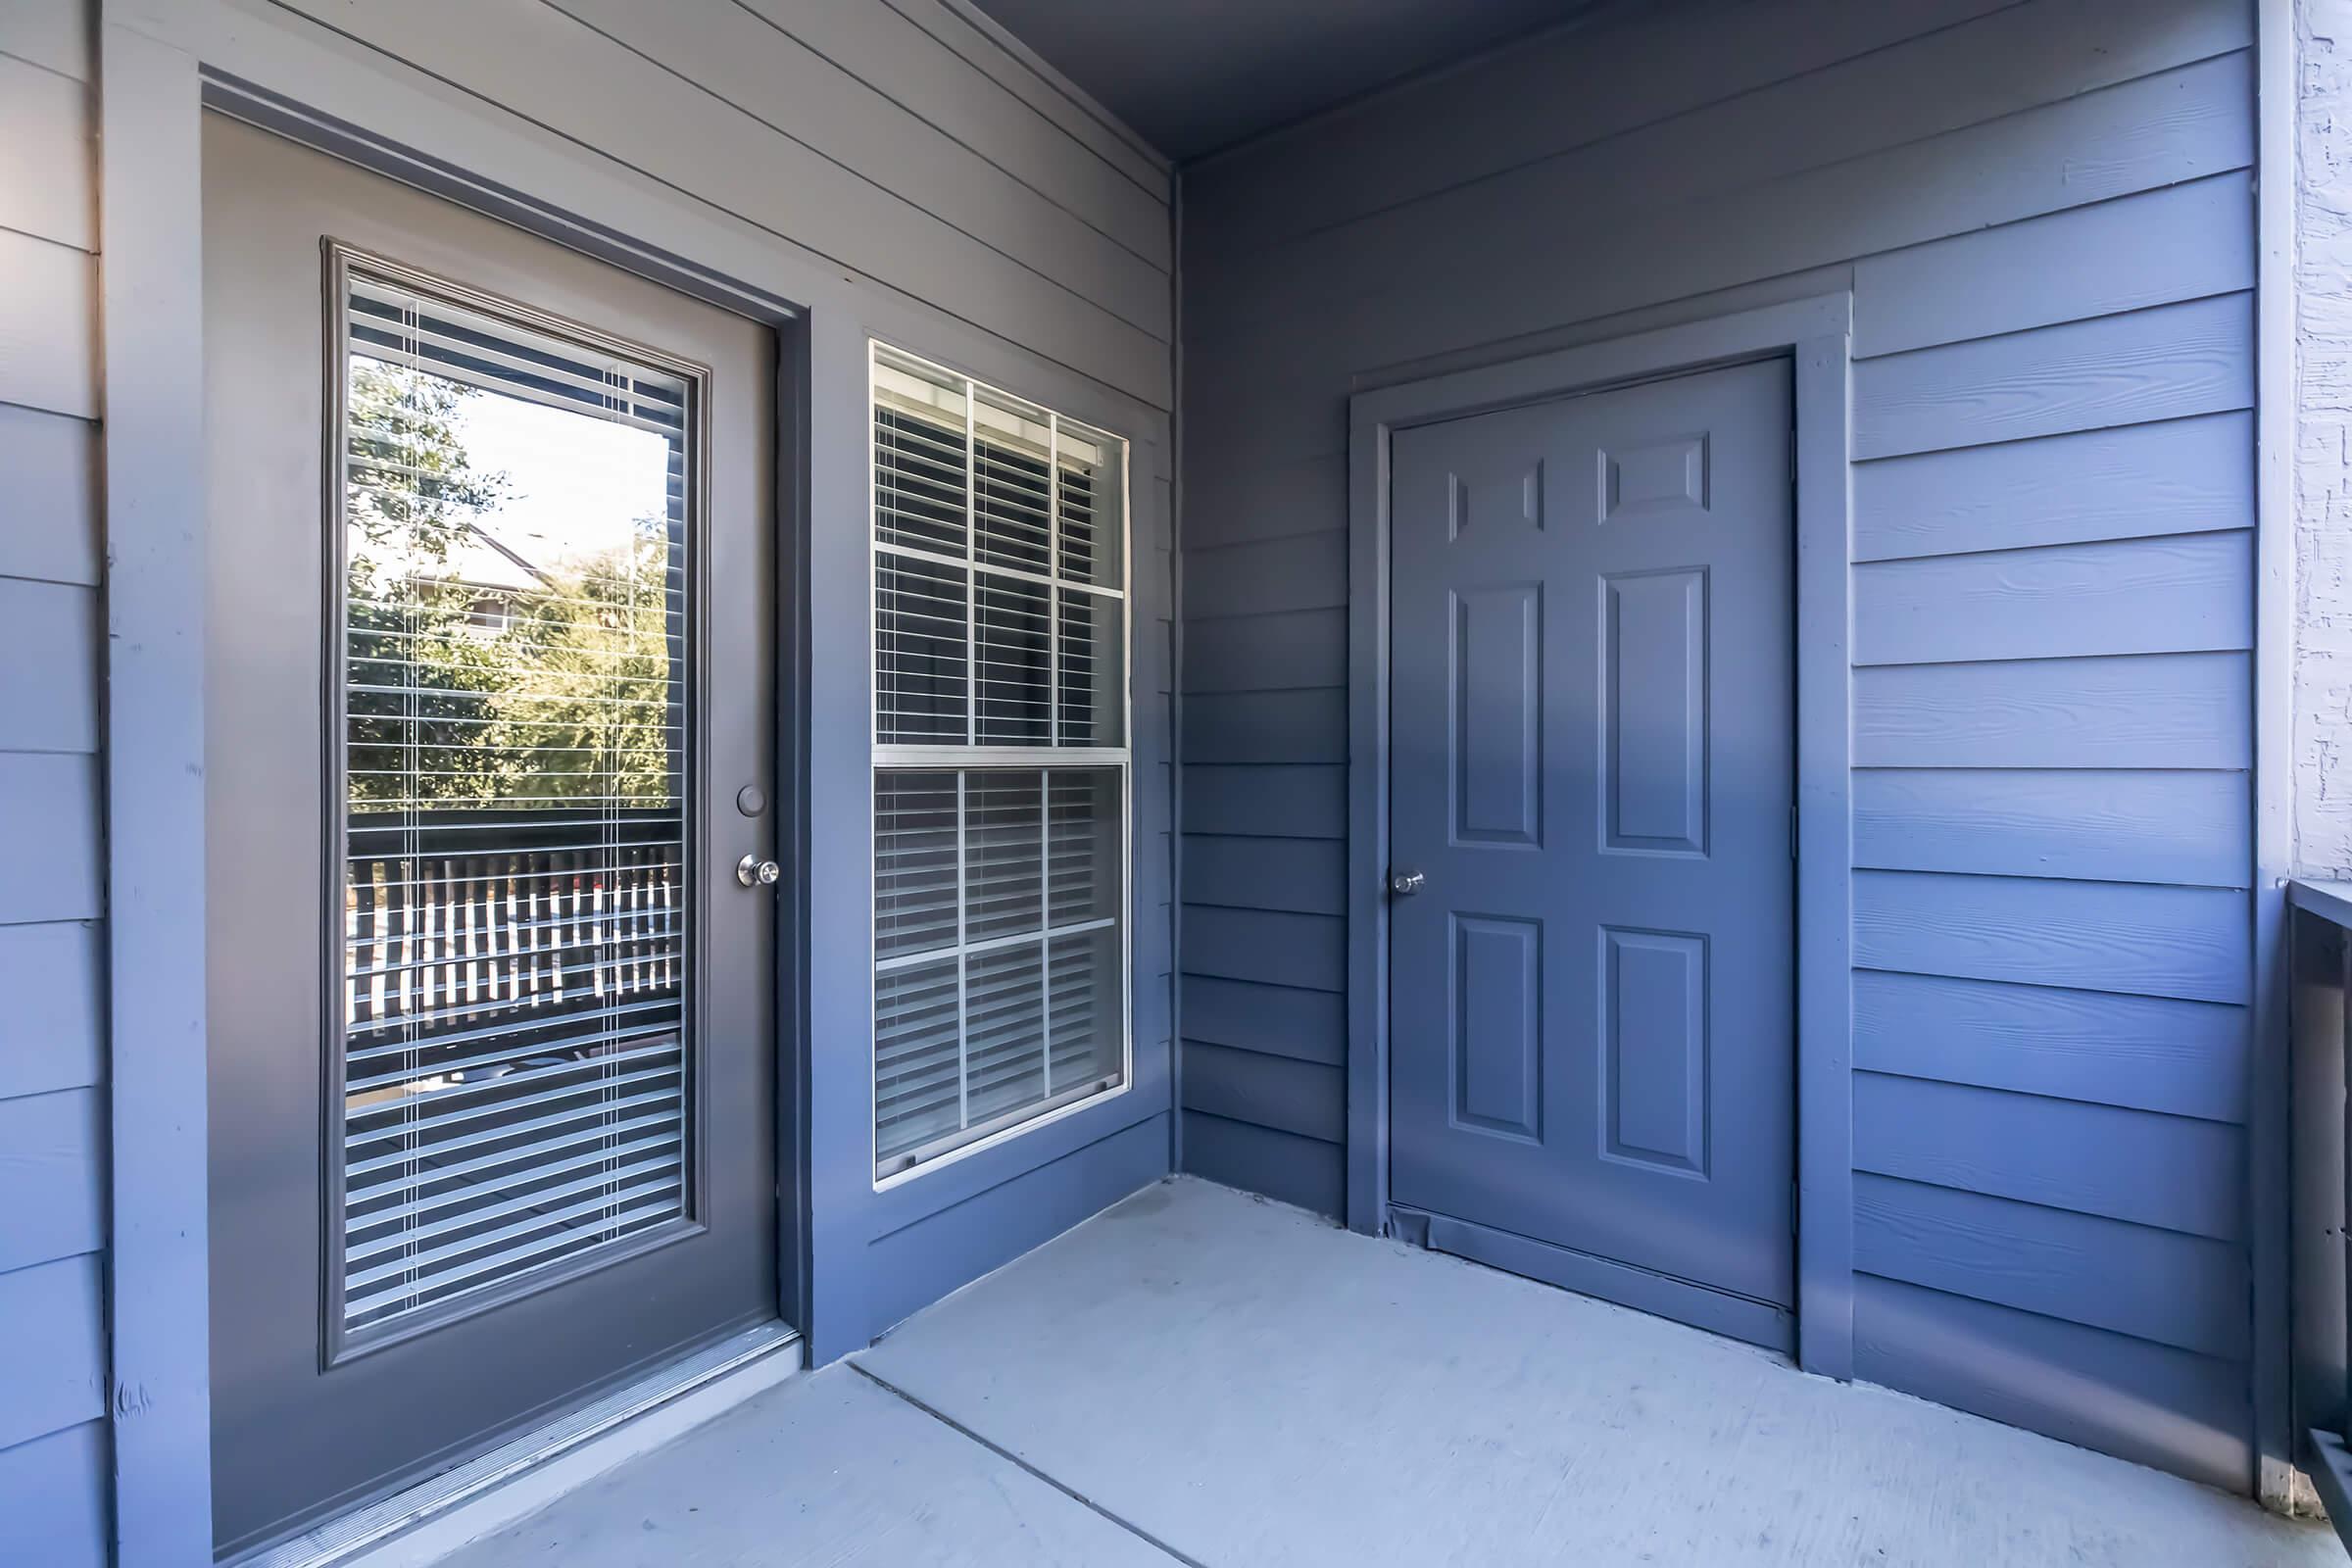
[872,358,1128,752]
[976,574,1054,744]
[966,771,1046,938]
[339,270,696,1336]
[870,765,1125,1172]
[876,553,969,743]
[875,959,961,1159]
[1056,590,1123,748]
[875,771,959,957]
[1046,768,1122,1097]
[871,341,1129,1178]
[876,352,971,743]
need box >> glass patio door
[201,116,781,1559]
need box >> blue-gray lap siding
[0,4,110,1562]
[1175,0,2262,1490]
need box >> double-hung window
[869,344,1130,1181]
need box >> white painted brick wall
[2298,0,2352,877]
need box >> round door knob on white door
[736,855,781,888]
[1390,869,1427,897]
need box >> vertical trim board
[2248,0,2296,1509]
[99,17,214,1559]
[1792,330,1855,1378]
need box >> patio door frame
[97,10,821,1557]
[1343,294,1856,1378]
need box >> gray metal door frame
[1345,293,1857,1379]
[199,115,800,1556]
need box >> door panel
[203,116,780,1556]
[1389,360,1795,1327]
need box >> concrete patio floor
[438,1178,2342,1566]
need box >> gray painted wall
[2296,0,2352,880]
[0,3,110,1563]
[1176,0,2265,1492]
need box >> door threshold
[231,1321,804,1568]
[1394,1205,1794,1355]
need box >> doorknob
[735,854,781,888]
[1390,869,1427,897]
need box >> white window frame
[866,341,1134,1189]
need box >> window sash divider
[1048,424,1060,752]
[873,746,1129,769]
[963,393,978,750]
[954,769,970,1129]
[875,538,1126,601]
[874,915,1117,974]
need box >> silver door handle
[1390,869,1427,897]
[736,854,781,888]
